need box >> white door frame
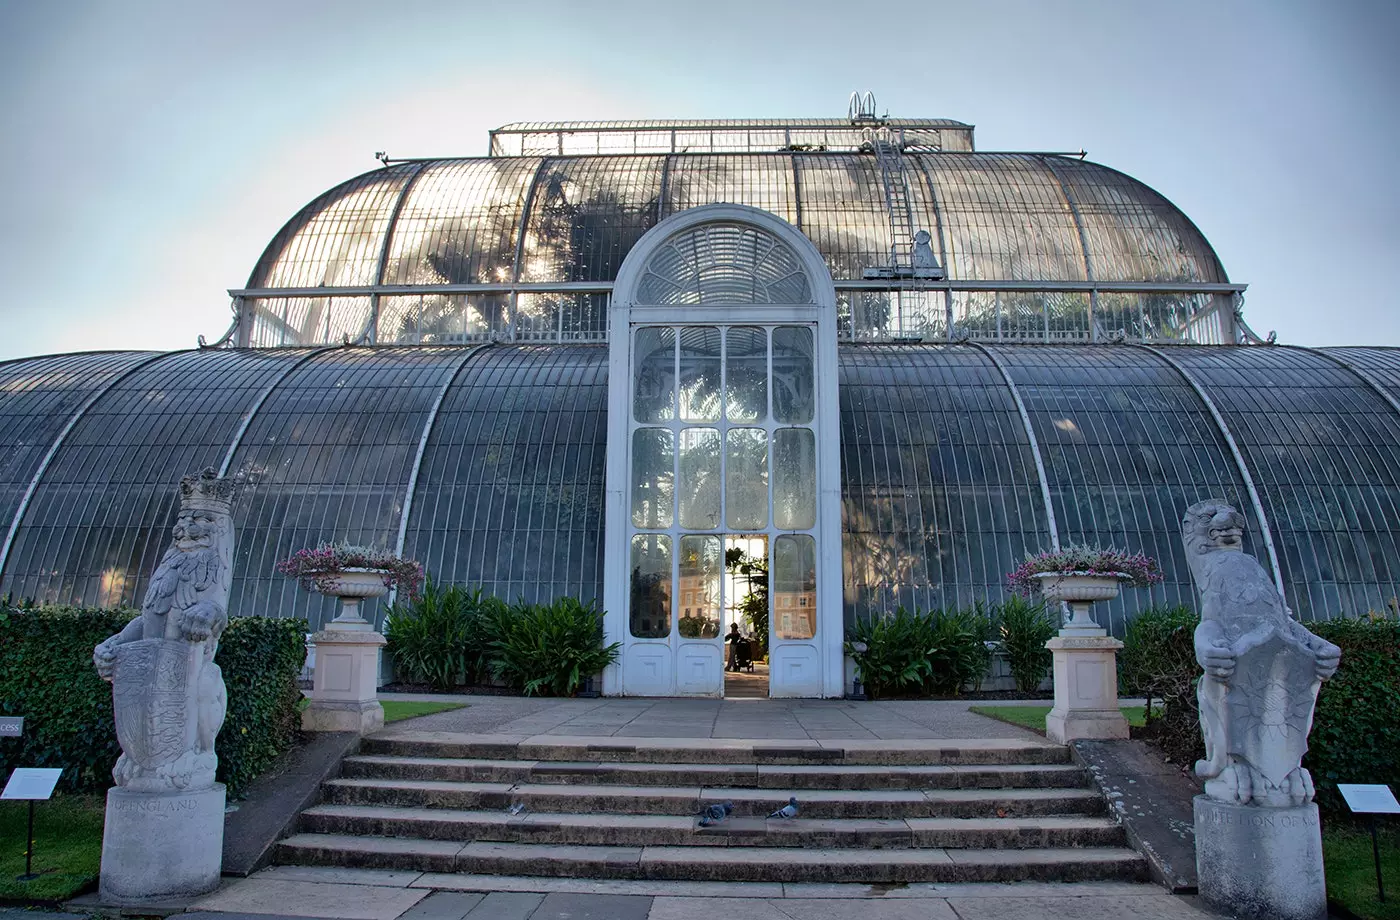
[602,204,842,698]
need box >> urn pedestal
[301,569,388,734]
[1038,573,1130,743]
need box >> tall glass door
[624,323,819,696]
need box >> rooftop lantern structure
[226,104,1242,349]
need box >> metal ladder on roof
[873,129,917,277]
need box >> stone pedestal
[1045,633,1128,743]
[301,624,386,733]
[99,784,225,903]
[1194,796,1326,920]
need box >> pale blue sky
[1,0,1396,359]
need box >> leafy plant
[0,604,305,798]
[1006,544,1164,595]
[488,597,621,697]
[384,578,503,690]
[275,542,423,598]
[846,605,994,699]
[996,595,1056,692]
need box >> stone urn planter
[1008,547,1163,744]
[318,567,392,630]
[1033,570,1126,636]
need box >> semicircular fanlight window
[636,221,812,305]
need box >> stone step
[340,754,1090,791]
[360,733,1069,767]
[319,778,1106,819]
[298,803,1126,850]
[274,834,1146,883]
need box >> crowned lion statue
[1182,500,1340,807]
[93,469,235,792]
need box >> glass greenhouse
[2,112,1396,697]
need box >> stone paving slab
[372,698,1045,741]
[189,878,429,919]
[182,870,1224,919]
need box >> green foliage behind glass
[385,579,503,691]
[995,595,1056,693]
[487,597,621,697]
[846,605,993,700]
[0,604,305,798]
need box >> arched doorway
[602,205,841,698]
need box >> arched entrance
[602,205,842,698]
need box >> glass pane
[634,327,675,423]
[773,428,816,530]
[630,534,671,639]
[679,326,721,422]
[631,428,674,528]
[773,534,817,640]
[678,535,722,639]
[679,427,721,529]
[725,326,767,423]
[726,428,769,530]
[773,326,814,423]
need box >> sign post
[2,767,62,882]
[1337,783,1400,903]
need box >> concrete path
[178,868,1220,919]
[374,696,1047,741]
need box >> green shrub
[925,604,995,695]
[385,579,502,690]
[0,605,133,792]
[846,605,993,700]
[995,595,1056,693]
[1307,614,1400,814]
[488,597,621,697]
[214,616,307,797]
[1118,605,1200,711]
[0,604,305,798]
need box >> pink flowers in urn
[275,542,423,598]
[1005,544,1164,596]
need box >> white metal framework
[603,205,842,698]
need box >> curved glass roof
[2,343,1396,632]
[247,153,1227,292]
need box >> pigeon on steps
[698,801,734,827]
[768,797,799,819]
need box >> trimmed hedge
[1308,615,1400,814]
[1119,608,1400,814]
[0,605,306,798]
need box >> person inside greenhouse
[726,622,751,672]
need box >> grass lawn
[0,794,104,902]
[1324,822,1400,920]
[380,700,466,723]
[968,704,1148,734]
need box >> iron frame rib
[1133,344,1287,602]
[965,342,1060,551]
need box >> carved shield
[1224,631,1319,785]
[110,638,198,771]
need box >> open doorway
[723,535,768,698]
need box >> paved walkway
[374,696,1046,741]
[170,868,1220,919]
